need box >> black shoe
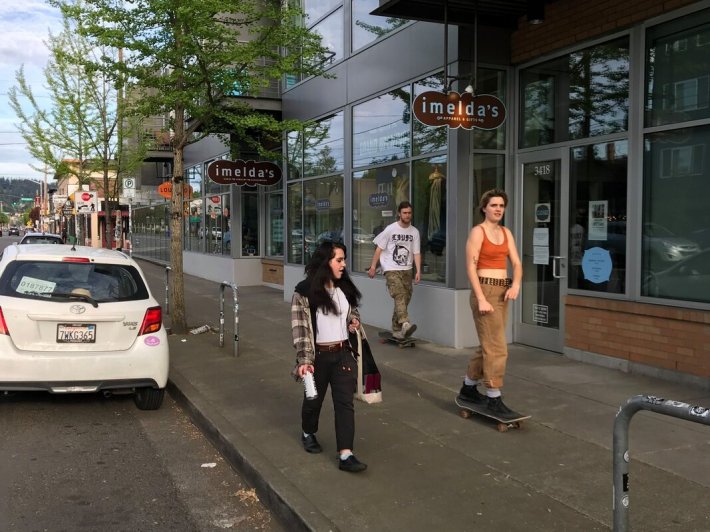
[301,433,322,454]
[458,383,487,404]
[339,454,367,473]
[486,396,519,421]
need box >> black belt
[479,277,511,287]
[316,341,348,352]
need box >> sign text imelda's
[207,160,282,186]
[412,91,507,130]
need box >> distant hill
[0,177,56,213]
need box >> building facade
[276,0,710,385]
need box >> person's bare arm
[367,246,383,278]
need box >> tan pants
[466,285,509,389]
[384,270,413,331]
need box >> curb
[167,368,339,532]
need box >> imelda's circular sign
[207,160,282,186]
[412,91,506,130]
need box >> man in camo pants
[367,202,421,339]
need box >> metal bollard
[164,266,171,315]
[613,395,710,531]
[219,281,239,357]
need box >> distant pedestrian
[367,201,421,339]
[458,189,523,420]
[291,241,367,473]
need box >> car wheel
[134,387,165,410]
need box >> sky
[0,2,63,181]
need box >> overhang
[372,0,548,28]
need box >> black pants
[301,347,357,451]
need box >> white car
[0,244,169,409]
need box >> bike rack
[613,394,710,531]
[219,281,239,357]
[164,266,171,315]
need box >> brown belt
[316,341,347,352]
[479,277,511,287]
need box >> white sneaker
[401,322,417,338]
[392,329,405,339]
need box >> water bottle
[303,372,318,400]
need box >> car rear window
[20,236,63,244]
[0,261,150,303]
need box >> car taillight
[139,306,162,335]
[62,257,91,263]
[0,308,8,335]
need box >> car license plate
[57,324,96,343]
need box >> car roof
[5,244,134,265]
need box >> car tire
[134,387,165,410]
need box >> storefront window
[472,154,505,210]
[641,126,709,303]
[568,141,628,294]
[473,69,507,151]
[303,175,344,264]
[266,191,284,257]
[413,157,447,283]
[645,9,710,127]
[287,130,303,180]
[204,192,230,255]
[352,163,409,273]
[520,37,629,148]
[353,86,411,168]
[304,111,344,177]
[352,0,406,51]
[241,191,258,256]
[287,183,304,263]
[413,74,446,156]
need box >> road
[0,390,282,531]
[0,237,283,531]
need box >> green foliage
[55,0,331,156]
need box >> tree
[56,0,330,333]
[9,14,145,247]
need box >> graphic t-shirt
[373,222,420,271]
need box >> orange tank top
[477,226,509,269]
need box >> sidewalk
[139,261,710,531]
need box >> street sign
[123,177,136,189]
[75,191,99,214]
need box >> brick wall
[511,0,701,64]
[566,295,710,379]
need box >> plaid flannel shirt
[291,291,360,367]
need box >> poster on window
[588,200,608,241]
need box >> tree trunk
[168,106,187,333]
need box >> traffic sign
[123,177,136,189]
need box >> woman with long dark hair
[291,241,367,472]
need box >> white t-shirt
[315,287,349,343]
[373,221,420,272]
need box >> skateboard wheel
[459,409,472,419]
[496,423,508,432]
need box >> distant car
[642,248,710,303]
[8,227,20,236]
[0,244,169,409]
[19,232,64,245]
[643,222,700,263]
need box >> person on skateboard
[459,189,523,421]
[367,201,421,339]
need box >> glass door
[515,149,569,352]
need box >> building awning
[371,0,549,28]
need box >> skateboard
[455,395,531,432]
[378,330,415,348]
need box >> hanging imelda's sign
[412,91,506,130]
[207,159,282,186]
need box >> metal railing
[613,394,710,531]
[164,266,171,315]
[219,281,239,357]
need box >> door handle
[551,255,566,279]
